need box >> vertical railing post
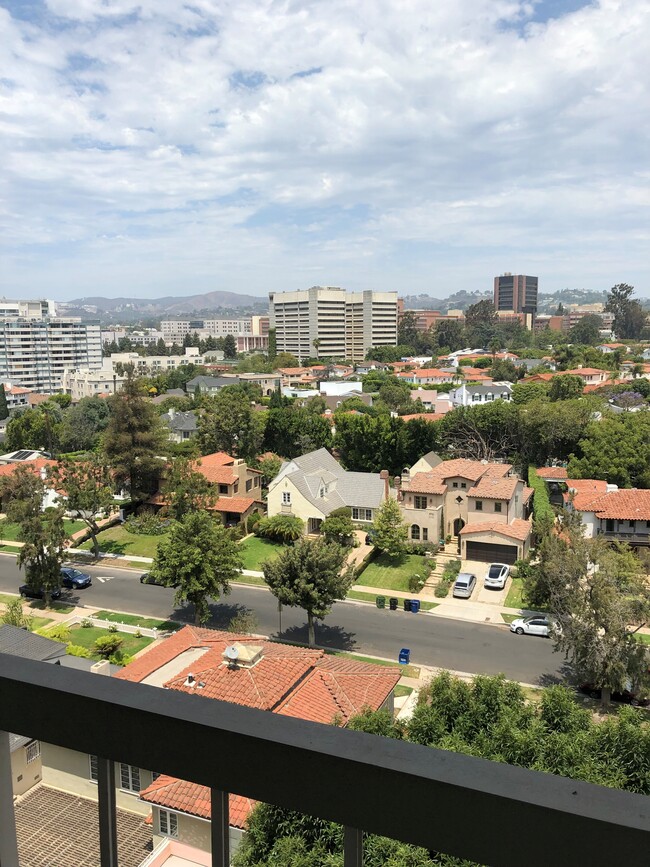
[211,788,230,867]
[344,826,363,867]
[97,757,118,867]
[0,730,20,867]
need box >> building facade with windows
[161,316,269,352]
[61,365,126,401]
[493,273,538,317]
[269,286,398,363]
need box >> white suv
[483,563,510,590]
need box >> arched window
[411,524,420,540]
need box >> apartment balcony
[1,653,649,867]
[597,528,650,544]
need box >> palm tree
[312,338,321,359]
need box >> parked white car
[483,563,510,590]
[509,616,552,638]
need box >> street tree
[371,496,408,557]
[222,334,238,358]
[0,465,66,605]
[198,387,264,462]
[148,511,243,624]
[103,372,168,500]
[569,313,602,346]
[549,373,585,402]
[48,455,115,559]
[160,457,217,522]
[605,283,646,340]
[262,537,354,646]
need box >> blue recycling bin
[410,599,420,614]
[399,648,410,665]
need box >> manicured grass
[357,553,430,592]
[394,685,414,698]
[93,611,180,631]
[233,572,267,586]
[346,589,438,610]
[0,592,19,605]
[634,632,650,645]
[0,544,22,555]
[79,525,167,559]
[329,650,420,680]
[0,591,74,613]
[239,536,285,571]
[501,613,518,624]
[68,624,154,657]
[0,518,85,541]
[30,616,54,630]
[504,578,525,609]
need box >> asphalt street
[0,555,567,685]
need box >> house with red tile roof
[398,457,532,563]
[565,482,650,545]
[116,626,400,856]
[398,368,456,386]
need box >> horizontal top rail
[1,652,650,867]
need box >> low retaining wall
[65,614,159,639]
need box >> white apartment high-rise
[269,287,398,363]
[0,302,102,393]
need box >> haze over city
[1,0,649,299]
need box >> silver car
[484,563,510,590]
[452,572,477,599]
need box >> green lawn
[0,543,22,555]
[634,632,650,645]
[394,685,414,698]
[93,611,180,631]
[346,589,438,610]
[329,650,420,680]
[0,591,73,613]
[30,616,54,630]
[233,572,267,586]
[78,525,166,559]
[68,624,154,657]
[357,553,430,592]
[0,518,85,541]
[504,578,525,609]
[239,536,285,571]
[501,613,519,624]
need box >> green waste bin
[376,595,386,609]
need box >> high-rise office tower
[493,274,538,316]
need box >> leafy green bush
[66,644,92,658]
[405,541,438,556]
[246,511,262,534]
[256,514,304,543]
[228,524,246,542]
[94,634,123,658]
[528,467,555,538]
[38,624,71,643]
[125,509,172,536]
[434,559,461,598]
[109,651,134,666]
[107,623,118,633]
[81,617,93,628]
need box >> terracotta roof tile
[400,413,445,423]
[211,496,260,514]
[0,459,57,478]
[467,476,518,500]
[139,775,254,829]
[460,518,532,542]
[430,459,510,482]
[564,367,609,377]
[404,472,447,494]
[581,489,650,521]
[536,467,568,479]
[565,479,609,511]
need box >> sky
[1,0,649,301]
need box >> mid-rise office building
[493,274,538,317]
[161,316,269,352]
[0,316,102,393]
[0,298,55,319]
[269,287,398,363]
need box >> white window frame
[25,741,40,764]
[352,507,372,522]
[282,491,291,505]
[158,809,178,838]
[119,763,141,793]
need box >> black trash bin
[403,598,411,612]
[389,597,398,610]
[376,595,385,609]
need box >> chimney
[394,476,402,501]
[169,407,175,419]
[379,469,390,499]
[91,660,111,677]
[184,672,196,687]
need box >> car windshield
[488,566,502,578]
[67,569,82,579]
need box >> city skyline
[1,0,649,300]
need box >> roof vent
[184,672,196,687]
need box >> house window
[25,741,40,764]
[254,477,259,487]
[352,507,372,521]
[414,496,427,510]
[606,519,614,532]
[460,483,466,489]
[120,764,141,792]
[219,484,229,494]
[246,479,252,492]
[159,809,178,838]
[411,525,420,540]
[494,502,502,513]
[629,521,635,529]
[475,501,483,511]
[486,394,494,401]
[453,482,458,488]
[422,528,428,541]
[472,393,481,402]
[89,755,98,782]
[282,491,291,505]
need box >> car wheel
[515,627,524,635]
[631,699,639,707]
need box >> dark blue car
[61,567,92,589]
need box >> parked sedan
[19,584,62,600]
[60,567,92,589]
[140,572,177,588]
[483,563,510,590]
[509,615,552,637]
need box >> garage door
[465,541,519,564]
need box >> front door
[308,518,322,534]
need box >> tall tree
[434,319,465,352]
[371,497,408,557]
[262,537,354,646]
[569,314,602,346]
[223,334,237,358]
[148,511,243,624]
[549,373,585,402]
[198,387,264,461]
[605,283,646,340]
[464,300,498,347]
[5,405,62,453]
[378,377,412,411]
[0,466,66,605]
[103,372,168,500]
[48,455,115,559]
[397,310,419,349]
[160,457,217,521]
[59,396,111,452]
[0,385,8,421]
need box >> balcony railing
[1,652,650,867]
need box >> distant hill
[59,290,269,322]
[401,288,646,314]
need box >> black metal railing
[1,652,650,867]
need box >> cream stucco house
[266,448,389,534]
[398,456,533,563]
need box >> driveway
[459,560,510,605]
[14,785,152,867]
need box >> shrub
[256,514,304,543]
[134,629,143,639]
[1,597,32,630]
[408,573,426,593]
[528,466,555,538]
[434,580,451,598]
[40,624,71,643]
[125,509,171,536]
[246,511,261,534]
[66,644,92,658]
[405,541,438,556]
[81,617,93,628]
[107,623,118,633]
[109,651,134,666]
[228,524,246,542]
[321,511,356,547]
[94,634,123,658]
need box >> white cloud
[0,0,649,298]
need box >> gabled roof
[211,496,260,514]
[432,459,510,482]
[536,466,568,480]
[0,624,67,662]
[563,367,609,377]
[405,472,447,494]
[139,776,254,829]
[162,410,197,432]
[191,452,236,484]
[460,519,532,542]
[467,475,518,500]
[0,458,56,478]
